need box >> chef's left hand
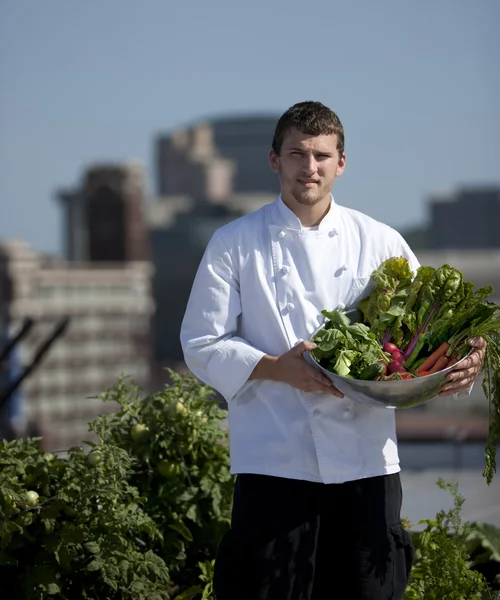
[439,337,487,396]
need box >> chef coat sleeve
[180,231,266,402]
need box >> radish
[383,342,400,354]
[391,350,406,363]
[387,361,407,374]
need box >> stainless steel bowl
[305,309,471,409]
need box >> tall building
[58,162,149,262]
[0,239,154,450]
[156,115,280,201]
[429,186,500,249]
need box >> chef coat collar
[276,194,339,232]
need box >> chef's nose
[302,155,317,175]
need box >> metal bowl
[305,310,471,410]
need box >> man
[180,101,485,599]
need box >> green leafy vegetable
[357,256,500,484]
[357,256,414,348]
[311,310,388,379]
[358,258,471,368]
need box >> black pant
[213,472,414,600]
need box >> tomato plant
[0,370,233,597]
[0,436,169,599]
[89,370,233,592]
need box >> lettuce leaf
[311,310,387,379]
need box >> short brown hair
[272,101,345,157]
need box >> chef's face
[269,127,346,208]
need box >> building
[58,162,149,263]
[0,239,154,451]
[156,115,280,201]
[429,186,500,250]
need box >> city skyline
[1,0,499,254]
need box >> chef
[180,101,486,600]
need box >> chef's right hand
[251,341,344,397]
[276,341,344,397]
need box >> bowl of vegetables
[306,308,472,409]
[305,256,500,411]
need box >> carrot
[446,353,459,368]
[418,370,431,376]
[429,355,449,374]
[416,342,450,374]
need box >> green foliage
[482,329,500,485]
[197,560,215,600]
[404,479,491,600]
[0,437,169,599]
[90,370,233,590]
[467,522,500,567]
[173,560,215,600]
[2,367,500,598]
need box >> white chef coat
[180,195,422,484]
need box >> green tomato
[87,451,103,466]
[157,460,181,478]
[175,402,187,416]
[131,423,150,442]
[3,493,15,507]
[26,491,39,507]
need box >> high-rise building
[429,186,500,249]
[58,162,149,262]
[156,115,280,201]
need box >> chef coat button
[329,228,339,237]
[313,408,321,417]
[287,302,295,311]
[342,402,355,418]
[278,231,286,238]
[281,265,290,274]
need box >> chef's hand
[273,341,344,397]
[439,337,486,396]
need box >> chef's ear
[336,153,347,177]
[269,148,280,173]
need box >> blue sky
[1,0,499,254]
